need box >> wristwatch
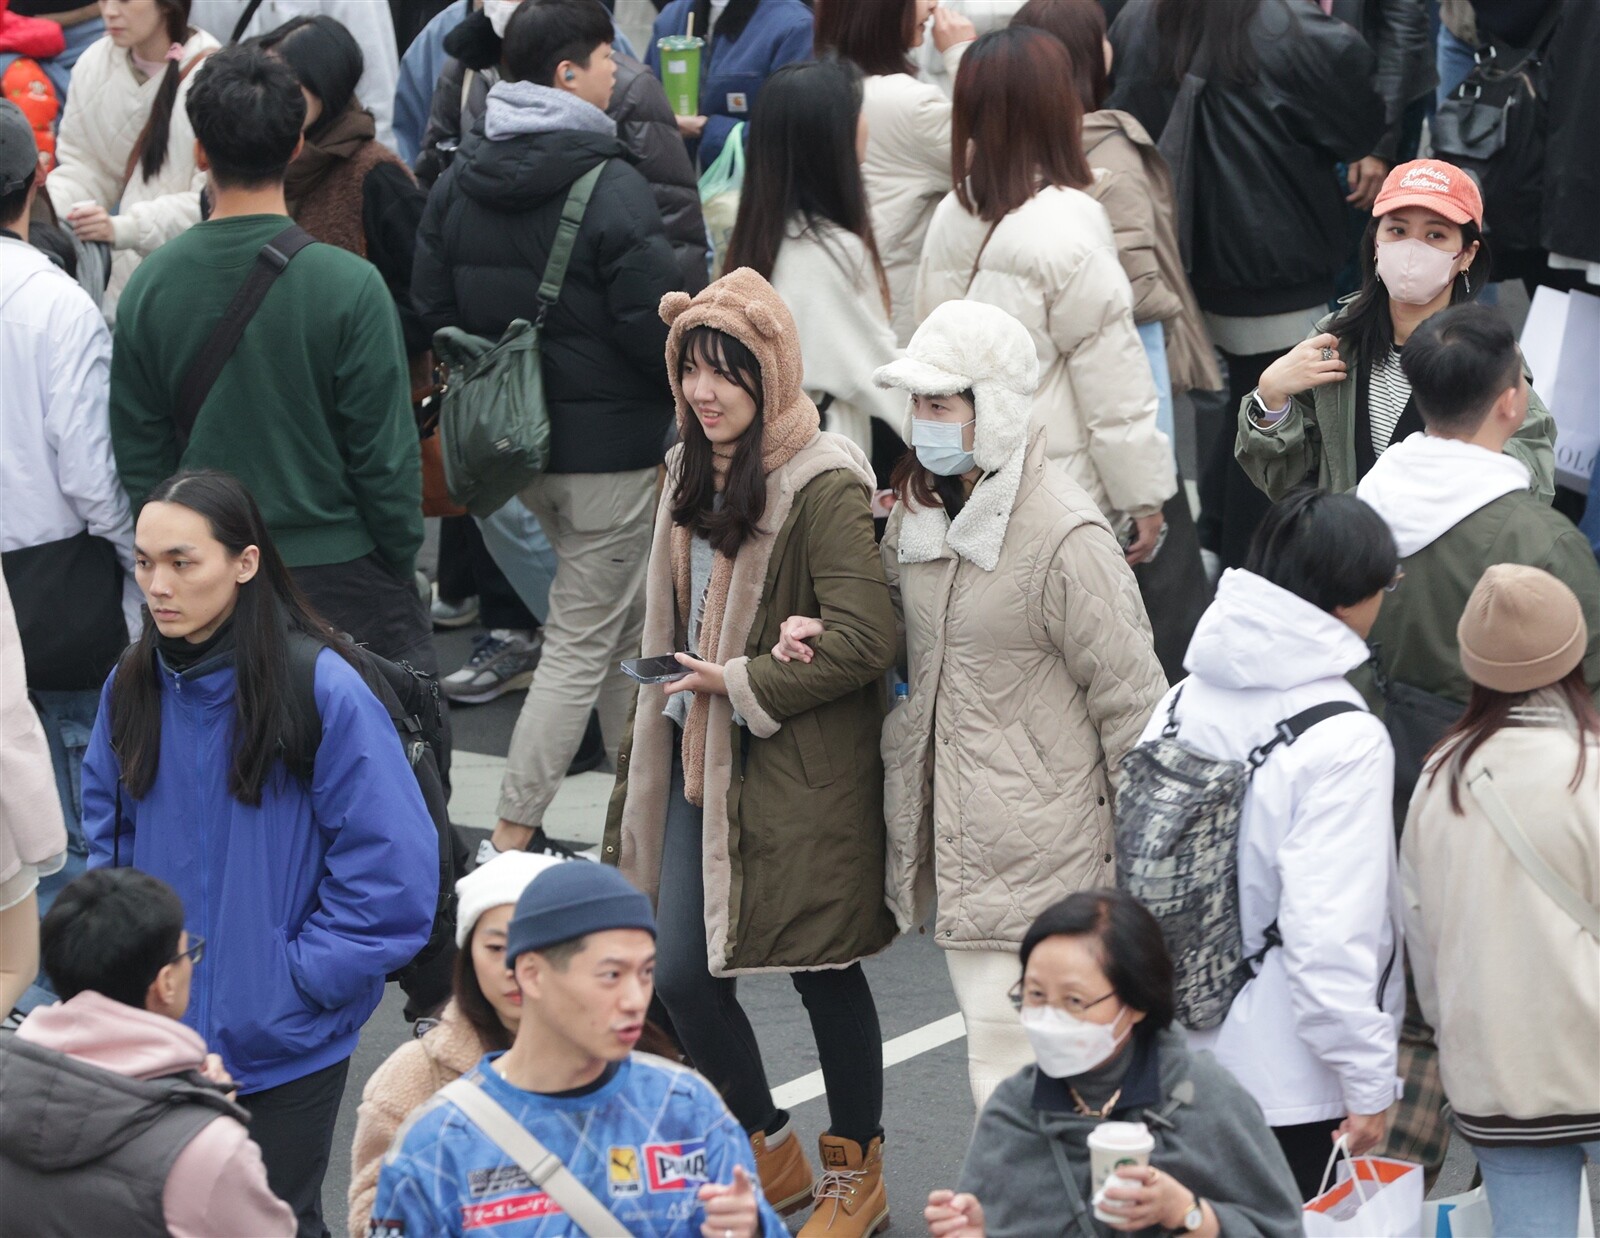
[1169,1193,1204,1234]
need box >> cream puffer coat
[45,28,219,321]
[1402,713,1600,1141]
[881,429,1167,948]
[915,184,1177,530]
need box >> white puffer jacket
[768,220,905,460]
[861,50,963,345]
[45,28,219,320]
[914,185,1176,530]
[1141,569,1405,1126]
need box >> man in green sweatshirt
[109,43,431,671]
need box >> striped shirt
[1369,347,1411,456]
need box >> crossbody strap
[229,0,267,43]
[1468,769,1599,939]
[534,162,606,324]
[438,1077,629,1237]
[172,223,316,450]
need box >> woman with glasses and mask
[1132,488,1405,1200]
[924,889,1304,1238]
[808,299,1165,1110]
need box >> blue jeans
[18,687,101,1012]
[477,499,558,623]
[1474,1140,1600,1237]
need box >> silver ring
[1320,346,1335,361]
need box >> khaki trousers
[497,468,655,827]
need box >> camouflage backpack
[1114,686,1360,1029]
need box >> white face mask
[484,0,522,38]
[1375,237,1463,306]
[1020,1003,1129,1079]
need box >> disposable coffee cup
[656,35,704,117]
[1087,1121,1155,1223]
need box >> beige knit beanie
[1457,563,1588,693]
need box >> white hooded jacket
[1139,569,1404,1126]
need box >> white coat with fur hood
[45,28,219,321]
[877,301,1167,948]
[914,182,1176,531]
[1141,569,1405,1126]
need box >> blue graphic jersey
[369,1052,788,1237]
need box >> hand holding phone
[620,654,692,684]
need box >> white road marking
[771,1013,967,1109]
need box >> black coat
[413,125,679,474]
[1108,0,1384,315]
[1542,0,1599,264]
[417,54,709,293]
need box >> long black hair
[1330,216,1487,370]
[669,326,769,557]
[724,56,890,314]
[257,14,364,142]
[138,0,196,182]
[1153,0,1262,88]
[110,471,356,805]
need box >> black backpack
[286,634,465,1018]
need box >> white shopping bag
[1303,1136,1425,1237]
[1421,1171,1595,1237]
[1520,285,1600,490]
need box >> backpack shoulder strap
[173,223,317,449]
[439,1076,629,1237]
[534,162,606,321]
[285,631,326,763]
[229,0,267,43]
[1247,701,1363,769]
[1468,768,1600,939]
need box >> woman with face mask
[923,890,1305,1238]
[1238,159,1557,504]
[830,299,1166,1109]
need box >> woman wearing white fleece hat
[816,298,1164,1106]
[346,851,560,1235]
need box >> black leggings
[652,742,884,1146]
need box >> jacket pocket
[792,711,836,789]
[1002,720,1061,800]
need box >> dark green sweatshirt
[110,214,422,575]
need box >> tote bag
[1304,1137,1425,1238]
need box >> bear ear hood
[661,267,819,473]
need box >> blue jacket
[647,0,813,170]
[80,645,437,1094]
[371,1052,787,1237]
[393,1,637,163]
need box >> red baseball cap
[1372,159,1484,228]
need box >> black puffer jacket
[413,94,679,475]
[1108,0,1384,315]
[418,53,710,293]
[1542,0,1600,264]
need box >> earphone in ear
[565,70,576,81]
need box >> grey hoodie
[484,80,617,141]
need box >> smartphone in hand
[620,654,692,684]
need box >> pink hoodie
[17,991,295,1238]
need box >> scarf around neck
[283,106,376,206]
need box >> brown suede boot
[751,1120,815,1216]
[797,1134,889,1236]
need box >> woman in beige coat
[1402,565,1600,1237]
[0,567,68,1015]
[865,299,1165,1108]
[914,26,1176,565]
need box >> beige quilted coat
[881,431,1167,950]
[914,184,1177,529]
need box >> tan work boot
[751,1119,815,1216]
[797,1134,889,1236]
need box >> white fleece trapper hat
[874,300,1039,570]
[454,851,564,948]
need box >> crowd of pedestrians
[1,0,1598,1236]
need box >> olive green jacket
[1233,311,1558,504]
[605,432,899,975]
[1364,492,1600,708]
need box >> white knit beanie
[455,851,564,948]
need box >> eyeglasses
[172,935,205,967]
[1384,569,1406,594]
[1008,981,1117,1015]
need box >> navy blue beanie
[505,862,656,963]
